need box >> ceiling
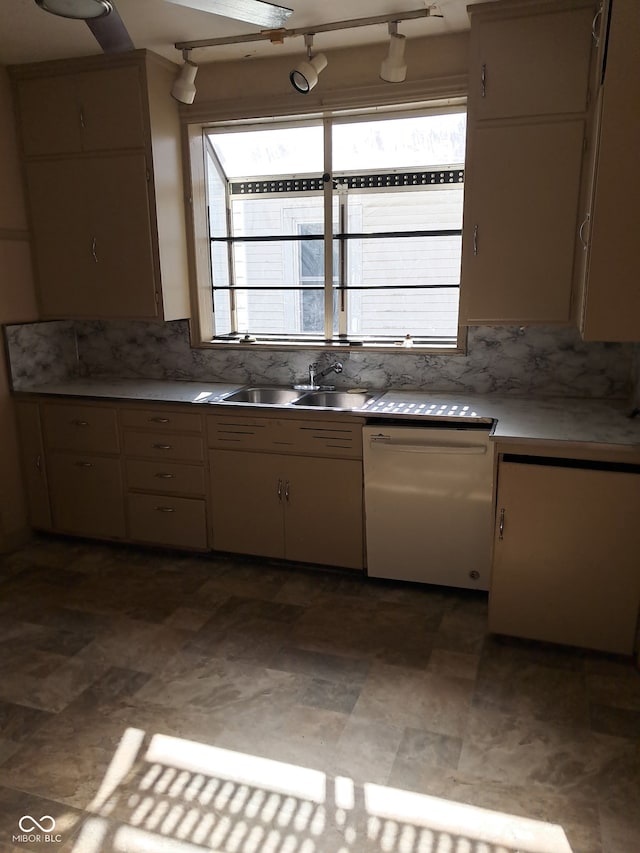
[0,0,498,68]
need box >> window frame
[185,102,468,353]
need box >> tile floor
[0,534,638,853]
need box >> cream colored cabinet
[469,5,593,120]
[15,65,145,157]
[459,0,596,325]
[121,406,208,551]
[26,154,157,318]
[461,119,585,323]
[579,0,640,341]
[11,51,190,322]
[490,456,640,654]
[209,449,363,569]
[208,413,364,569]
[42,402,125,539]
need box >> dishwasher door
[363,425,494,589]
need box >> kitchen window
[193,106,466,349]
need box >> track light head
[290,52,327,93]
[35,0,112,19]
[290,33,327,94]
[171,53,198,104]
[380,24,407,83]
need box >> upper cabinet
[15,65,145,156]
[459,0,597,326]
[578,0,640,342]
[10,51,190,322]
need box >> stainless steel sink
[222,387,302,405]
[294,390,375,409]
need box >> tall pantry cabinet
[459,0,596,325]
[10,51,190,321]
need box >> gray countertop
[15,378,640,450]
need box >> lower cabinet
[209,449,364,569]
[490,456,640,654]
[47,451,126,540]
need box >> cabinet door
[209,450,285,558]
[284,456,363,569]
[78,66,146,152]
[470,6,593,120]
[16,75,83,157]
[48,451,125,539]
[581,0,640,341]
[490,460,640,654]
[460,119,585,323]
[85,154,158,318]
[25,159,93,317]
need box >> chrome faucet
[296,361,344,391]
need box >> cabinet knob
[284,480,290,502]
[277,478,283,501]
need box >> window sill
[194,336,467,355]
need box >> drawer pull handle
[36,454,42,472]
[499,507,505,540]
[277,478,283,501]
[150,417,170,424]
[76,461,93,468]
[155,472,176,479]
[155,506,176,513]
[153,444,173,450]
[72,420,89,427]
[481,62,487,97]
[284,480,290,502]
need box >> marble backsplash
[3,318,635,400]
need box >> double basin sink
[220,386,376,411]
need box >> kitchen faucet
[296,361,343,390]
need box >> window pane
[345,186,463,234]
[346,235,462,288]
[229,195,328,237]
[333,113,466,171]
[347,287,459,338]
[228,288,330,336]
[207,125,324,179]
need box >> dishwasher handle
[369,437,487,455]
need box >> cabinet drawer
[43,403,119,453]
[48,451,125,539]
[125,459,205,496]
[127,493,208,550]
[121,408,203,433]
[123,430,204,462]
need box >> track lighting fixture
[380,22,407,83]
[171,49,198,104]
[35,0,112,19]
[289,34,327,94]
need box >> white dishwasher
[363,424,495,589]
